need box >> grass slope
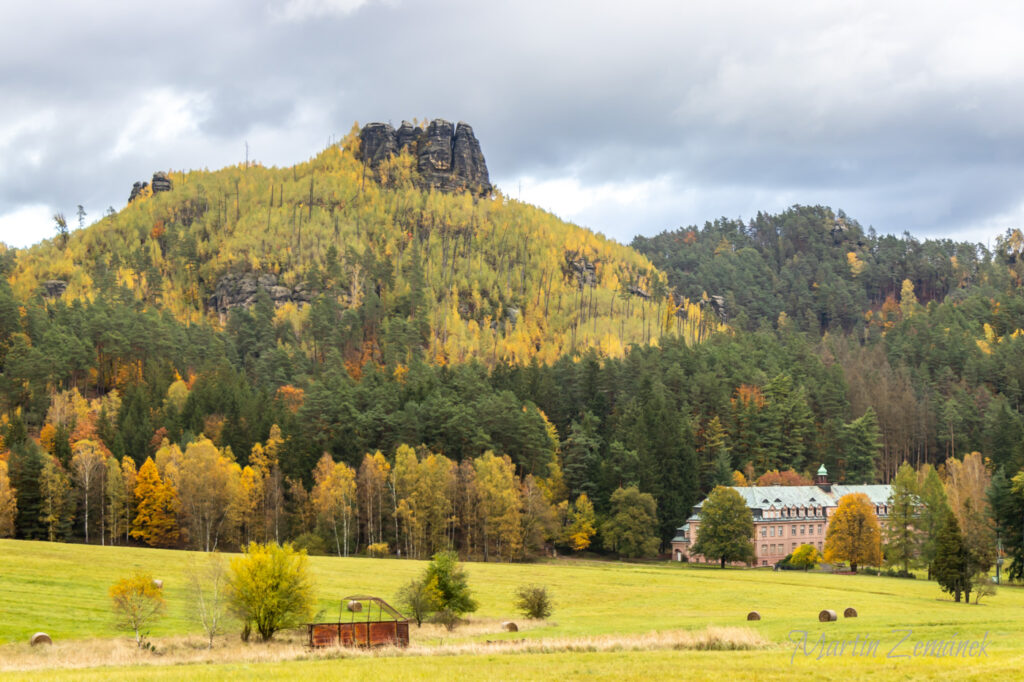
[1,539,1022,679]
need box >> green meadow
[1,539,1021,679]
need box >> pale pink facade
[671,469,892,567]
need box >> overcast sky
[2,0,1024,249]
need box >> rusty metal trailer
[307,595,410,648]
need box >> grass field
[1,539,1021,679]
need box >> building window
[769,527,774,537]
[778,525,783,536]
[792,542,797,551]
[817,524,822,534]
[763,560,768,566]
[761,544,768,554]
[800,525,805,535]
[761,528,767,538]
[791,526,796,536]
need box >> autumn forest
[2,125,1024,571]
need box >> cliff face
[358,119,492,196]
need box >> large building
[671,465,892,566]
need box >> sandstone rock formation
[42,280,68,298]
[208,272,315,314]
[128,181,148,203]
[357,119,491,196]
[151,171,173,193]
[128,172,173,203]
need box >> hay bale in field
[818,609,837,622]
[502,621,518,632]
[746,611,761,621]
[152,579,163,589]
[30,632,52,646]
[844,607,857,618]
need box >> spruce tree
[7,440,46,539]
[933,508,970,603]
[884,462,920,575]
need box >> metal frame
[307,595,410,648]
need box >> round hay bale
[152,579,163,589]
[746,611,761,621]
[30,632,52,646]
[502,621,518,632]
[844,607,858,618]
[347,600,363,613]
[818,609,838,622]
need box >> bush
[884,568,916,579]
[292,532,327,556]
[423,551,477,631]
[367,542,390,558]
[227,542,317,641]
[514,584,553,619]
[394,577,441,627]
[860,567,880,576]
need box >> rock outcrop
[564,251,598,288]
[42,280,68,298]
[151,172,173,193]
[128,181,148,203]
[357,119,491,196]
[208,272,315,315]
[128,172,173,203]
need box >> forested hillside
[632,207,1024,481]
[2,132,1024,566]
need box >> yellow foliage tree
[311,454,357,557]
[474,451,522,562]
[823,493,882,572]
[131,457,181,547]
[0,460,16,538]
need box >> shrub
[292,532,327,556]
[110,571,165,648]
[227,542,317,641]
[368,542,390,558]
[395,577,441,627]
[514,584,553,619]
[423,551,477,631]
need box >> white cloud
[111,89,210,160]
[0,204,54,249]
[268,0,381,22]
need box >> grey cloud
[3,1,1024,248]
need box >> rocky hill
[6,121,715,371]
